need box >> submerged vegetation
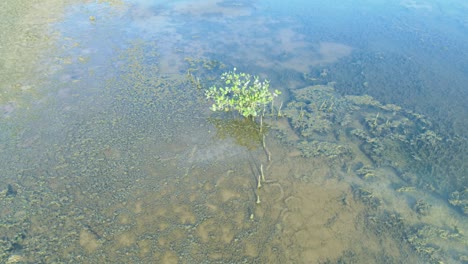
[280,84,465,200]
[275,83,467,262]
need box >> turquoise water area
[0,0,466,263]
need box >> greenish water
[1,0,466,263]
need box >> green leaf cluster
[205,68,280,118]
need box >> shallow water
[1,0,467,263]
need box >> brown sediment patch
[158,221,170,232]
[275,180,358,262]
[270,163,419,263]
[205,202,219,212]
[257,142,368,262]
[209,252,224,261]
[117,211,133,225]
[216,170,251,201]
[220,189,241,202]
[274,118,301,142]
[284,195,302,211]
[197,218,217,243]
[133,200,143,214]
[221,224,235,244]
[173,204,196,224]
[161,251,178,264]
[203,181,215,191]
[244,241,259,257]
[137,239,152,258]
[135,205,170,233]
[264,182,285,202]
[117,231,136,247]
[156,228,187,251]
[79,229,100,252]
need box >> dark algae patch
[276,83,467,262]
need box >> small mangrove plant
[205,68,281,119]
